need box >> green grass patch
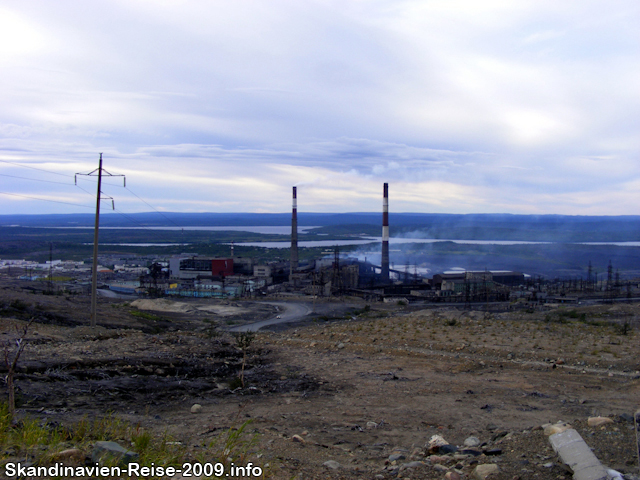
[0,403,264,476]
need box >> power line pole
[76,154,125,327]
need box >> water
[229,237,640,248]
[53,226,318,234]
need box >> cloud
[0,0,637,215]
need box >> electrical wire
[112,207,158,231]
[0,173,73,186]
[0,191,93,208]
[124,186,182,228]
[0,159,73,178]
[2,159,187,231]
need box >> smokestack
[381,183,390,283]
[290,186,298,275]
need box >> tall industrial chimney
[290,186,298,276]
[381,183,390,283]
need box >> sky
[0,0,639,217]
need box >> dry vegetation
[1,282,639,479]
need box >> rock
[542,422,572,436]
[483,448,502,456]
[439,444,458,454]
[445,472,462,480]
[433,463,448,472]
[587,416,613,427]
[323,460,341,470]
[92,441,139,466]
[471,463,499,479]
[50,448,85,464]
[388,453,405,462]
[491,430,508,441]
[336,342,345,349]
[618,413,634,423]
[464,436,481,447]
[366,421,378,429]
[190,404,202,413]
[460,449,482,457]
[399,461,425,471]
[291,434,305,444]
[427,434,450,452]
[429,455,451,464]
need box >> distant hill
[1,212,639,242]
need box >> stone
[471,464,500,479]
[399,461,425,471]
[433,464,448,472]
[439,444,458,454]
[427,434,450,453]
[190,404,202,414]
[50,448,85,464]
[587,416,613,427]
[92,441,139,466]
[464,436,481,447]
[323,460,341,470]
[543,422,572,436]
[461,448,482,457]
[388,453,405,462]
[429,455,451,464]
[366,421,378,429]
[336,342,345,349]
[484,448,502,456]
[291,434,305,444]
[445,472,462,480]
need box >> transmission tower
[76,154,125,327]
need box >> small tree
[3,318,34,421]
[232,331,255,389]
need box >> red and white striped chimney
[381,183,390,283]
[290,186,298,275]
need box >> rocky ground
[1,278,639,479]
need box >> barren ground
[1,278,640,479]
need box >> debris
[543,421,572,436]
[49,448,85,464]
[548,428,608,480]
[606,468,624,480]
[587,417,613,427]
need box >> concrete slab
[549,429,608,480]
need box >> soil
[1,278,640,479]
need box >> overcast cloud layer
[1,1,638,216]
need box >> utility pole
[48,242,53,293]
[76,154,125,327]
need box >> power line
[0,159,73,177]
[0,173,73,186]
[0,191,93,208]
[2,158,185,231]
[112,207,158,231]
[124,186,183,228]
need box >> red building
[211,258,234,277]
